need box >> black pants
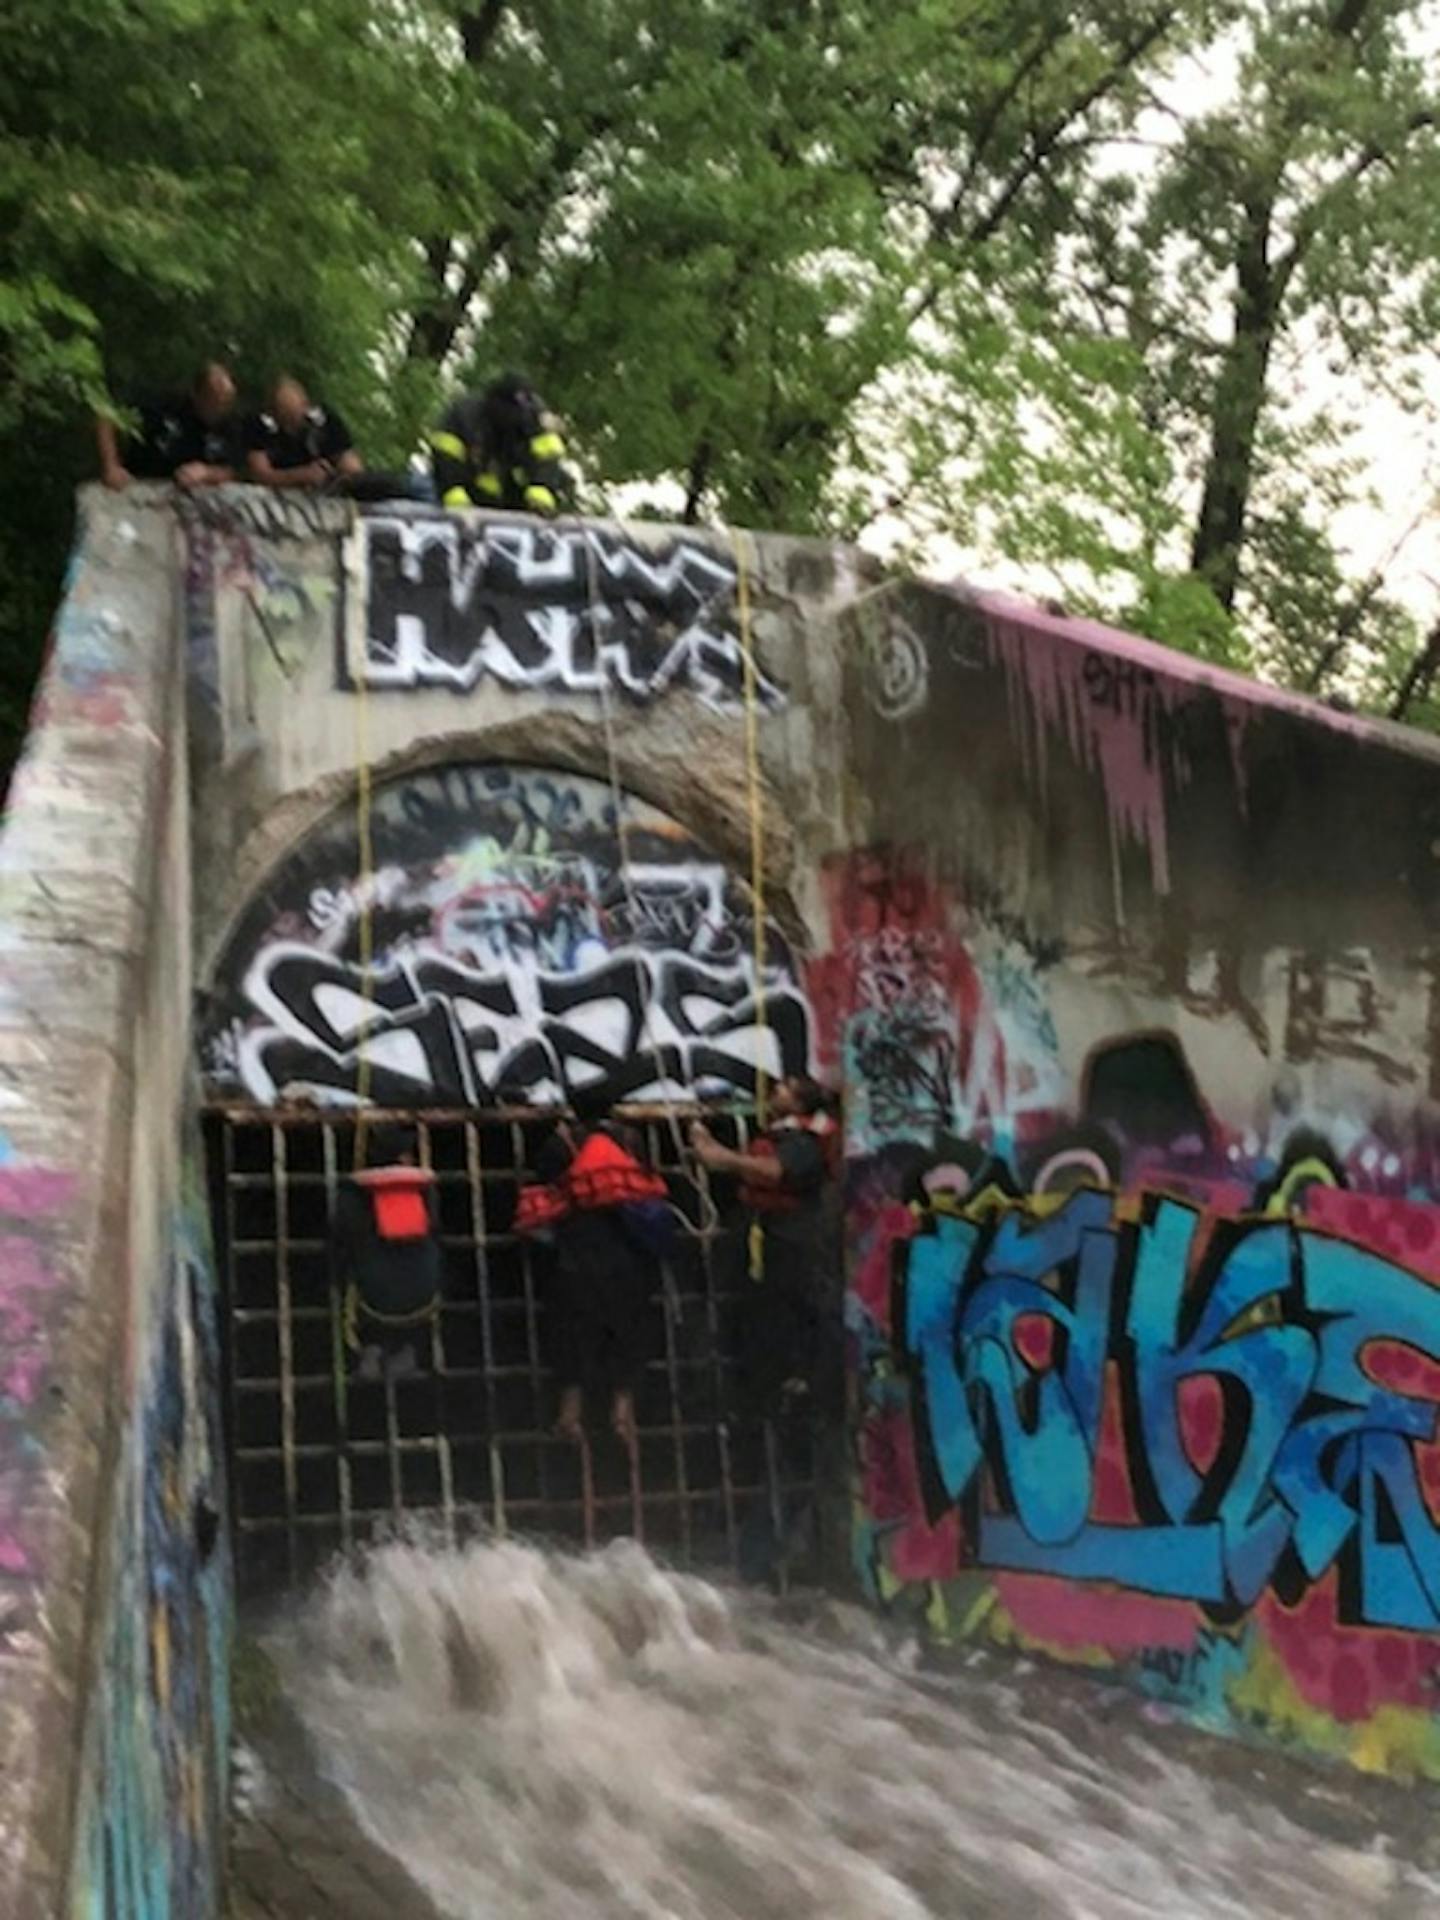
[546,1259,654,1397]
[737,1254,822,1409]
[351,1291,435,1361]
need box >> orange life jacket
[354,1164,437,1242]
[513,1128,667,1235]
[740,1118,840,1214]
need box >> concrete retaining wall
[0,496,228,1917]
[183,487,1440,1778]
[10,475,1440,1920]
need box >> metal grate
[205,1107,819,1593]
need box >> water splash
[269,1538,1439,1919]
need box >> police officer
[429,373,572,514]
[96,360,244,491]
[244,375,363,489]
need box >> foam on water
[269,1538,1439,1919]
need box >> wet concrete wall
[833,583,1440,1780]
[0,497,228,1918]
[10,473,1440,1920]
[184,490,1440,1779]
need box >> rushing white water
[269,1538,1440,1920]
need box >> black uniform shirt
[244,403,354,471]
[126,394,244,479]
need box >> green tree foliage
[890,0,1440,698]
[4,0,1440,789]
[0,0,467,774]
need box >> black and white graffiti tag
[867,612,929,722]
[202,763,811,1108]
[359,518,785,711]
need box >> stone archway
[200,759,812,1109]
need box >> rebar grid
[207,1107,818,1592]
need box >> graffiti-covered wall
[154,486,1440,1783]
[0,490,230,1920]
[69,1172,229,1920]
[202,761,810,1107]
[831,588,1440,1780]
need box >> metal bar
[222,1121,241,1549]
[579,1435,595,1550]
[660,1266,693,1566]
[272,1123,299,1583]
[322,1121,355,1559]
[235,1485,769,1528]
[513,1116,550,1512]
[383,1372,403,1523]
[207,1100,721,1127]
[692,1147,739,1565]
[464,1118,508,1540]
[763,1419,788,1599]
[418,1118,457,1549]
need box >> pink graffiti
[0,1239,56,1407]
[1258,1578,1440,1724]
[987,609,1178,893]
[861,1404,961,1583]
[0,1166,77,1217]
[975,586,1393,896]
[995,1575,1200,1657]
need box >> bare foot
[554,1387,584,1442]
[611,1390,637,1447]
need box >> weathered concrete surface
[0,493,228,1917]
[0,494,180,1913]
[174,483,1440,1779]
[13,470,1440,1920]
[176,490,869,975]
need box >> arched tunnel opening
[204,1101,826,1600]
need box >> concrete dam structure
[6,484,1440,1912]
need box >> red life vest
[513,1128,667,1236]
[354,1165,436,1242]
[740,1118,840,1214]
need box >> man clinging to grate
[333,1123,442,1383]
[513,1087,674,1447]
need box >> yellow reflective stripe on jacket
[524,484,557,513]
[429,429,467,460]
[441,486,470,508]
[529,431,564,460]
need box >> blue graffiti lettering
[899,1190,1440,1629]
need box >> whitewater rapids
[263,1536,1440,1919]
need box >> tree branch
[459,2,507,66]
[1271,106,1439,296]
[959,9,1182,249]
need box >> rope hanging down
[352,572,377,1171]
[734,528,770,1134]
[582,524,720,1236]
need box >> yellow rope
[352,603,376,1170]
[735,529,769,1133]
[734,530,772,1284]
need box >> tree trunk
[1189,192,1279,612]
[1390,620,1440,721]
[682,440,713,525]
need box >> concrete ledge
[0,495,183,1918]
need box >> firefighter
[428,373,572,514]
[513,1090,672,1444]
[332,1124,442,1382]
